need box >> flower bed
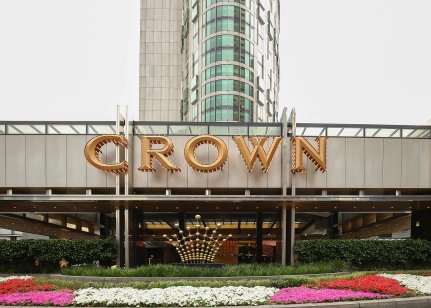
[0,290,74,306]
[270,286,387,304]
[73,286,278,307]
[380,274,431,295]
[0,276,33,283]
[313,274,411,295]
[0,278,56,294]
[0,274,430,307]
[0,276,72,307]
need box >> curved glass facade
[201,94,253,122]
[202,35,254,68]
[203,64,254,82]
[202,79,253,97]
[203,0,255,10]
[202,6,254,38]
[181,0,280,123]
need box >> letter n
[291,137,327,173]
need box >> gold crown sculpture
[163,214,232,263]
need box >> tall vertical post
[124,205,130,268]
[282,108,296,266]
[330,213,339,239]
[411,208,431,240]
[115,106,121,196]
[281,206,286,265]
[284,206,295,266]
[282,206,296,266]
[124,106,129,196]
[178,212,186,231]
[116,206,125,267]
[281,108,289,197]
[256,212,263,263]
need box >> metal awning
[0,194,429,213]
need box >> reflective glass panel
[87,125,117,135]
[7,124,45,134]
[134,125,168,135]
[402,129,431,138]
[327,127,364,137]
[169,125,209,135]
[297,127,326,137]
[365,128,401,138]
[47,124,86,134]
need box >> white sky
[0,0,430,124]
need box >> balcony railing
[296,123,431,139]
[0,121,429,138]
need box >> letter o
[184,135,228,173]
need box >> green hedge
[0,239,116,265]
[60,261,347,277]
[295,239,431,268]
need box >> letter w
[233,136,283,173]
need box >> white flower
[380,273,431,294]
[73,286,278,307]
[0,275,33,282]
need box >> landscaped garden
[2,239,431,306]
[1,273,431,306]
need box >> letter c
[84,135,128,174]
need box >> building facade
[1,117,431,267]
[139,0,280,123]
[139,0,183,121]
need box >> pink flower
[270,286,388,304]
[0,290,74,306]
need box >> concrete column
[100,214,111,238]
[256,212,263,263]
[282,206,295,266]
[276,208,283,263]
[116,206,125,267]
[125,205,131,268]
[59,215,67,228]
[178,212,186,231]
[133,210,145,266]
[329,213,338,239]
[411,209,431,240]
[75,218,82,231]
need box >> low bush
[60,261,347,277]
[0,239,116,271]
[35,277,273,290]
[272,276,312,288]
[295,239,431,269]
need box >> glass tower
[139,0,280,123]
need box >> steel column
[256,212,263,263]
[115,206,125,267]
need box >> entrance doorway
[134,212,282,265]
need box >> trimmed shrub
[295,239,431,269]
[0,239,116,267]
[61,261,345,277]
[272,276,311,288]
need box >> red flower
[312,275,411,296]
[0,279,56,294]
